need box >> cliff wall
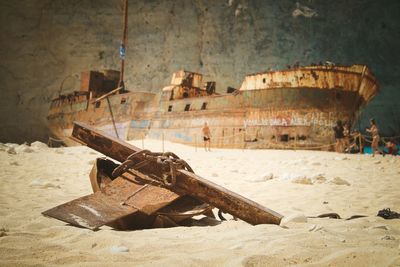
[1,0,399,143]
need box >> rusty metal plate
[42,191,138,230]
[43,174,181,230]
[103,173,181,215]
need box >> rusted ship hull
[128,65,378,150]
[48,65,379,150]
[47,69,155,146]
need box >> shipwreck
[48,65,379,150]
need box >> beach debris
[370,225,389,231]
[263,173,274,180]
[381,235,395,241]
[330,177,350,186]
[42,122,283,230]
[377,208,400,219]
[30,179,60,189]
[308,224,324,232]
[30,141,48,150]
[54,148,64,154]
[280,214,308,225]
[311,173,326,183]
[0,227,8,237]
[334,156,348,161]
[292,176,313,185]
[248,173,273,183]
[7,147,16,155]
[110,245,129,253]
[15,144,34,153]
[0,143,7,151]
[307,213,367,221]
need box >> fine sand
[0,140,399,266]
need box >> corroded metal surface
[48,65,379,150]
[42,174,181,230]
[42,182,139,230]
[141,66,378,149]
[239,65,378,103]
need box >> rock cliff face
[1,0,399,143]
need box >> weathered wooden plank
[71,121,141,163]
[71,121,283,225]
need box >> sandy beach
[0,140,399,266]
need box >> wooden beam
[93,86,123,103]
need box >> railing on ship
[137,131,400,154]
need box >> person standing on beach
[343,122,350,151]
[202,122,211,151]
[366,118,384,156]
[333,120,344,152]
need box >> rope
[359,133,400,145]
[212,131,245,141]
[112,149,194,187]
[246,138,336,150]
[146,129,400,151]
[106,97,120,139]
[200,134,336,150]
[47,136,68,147]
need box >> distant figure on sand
[333,120,344,153]
[386,138,398,156]
[345,130,361,153]
[343,122,351,152]
[202,122,211,151]
[366,118,384,156]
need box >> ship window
[201,102,207,110]
[184,104,190,111]
[263,78,266,83]
[120,98,126,104]
[279,134,289,142]
[297,135,307,141]
[168,105,172,112]
[95,101,101,108]
[183,92,189,98]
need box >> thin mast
[119,0,128,89]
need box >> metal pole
[141,134,144,149]
[106,97,119,139]
[195,133,197,152]
[162,132,165,153]
[242,131,245,152]
[119,0,128,89]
